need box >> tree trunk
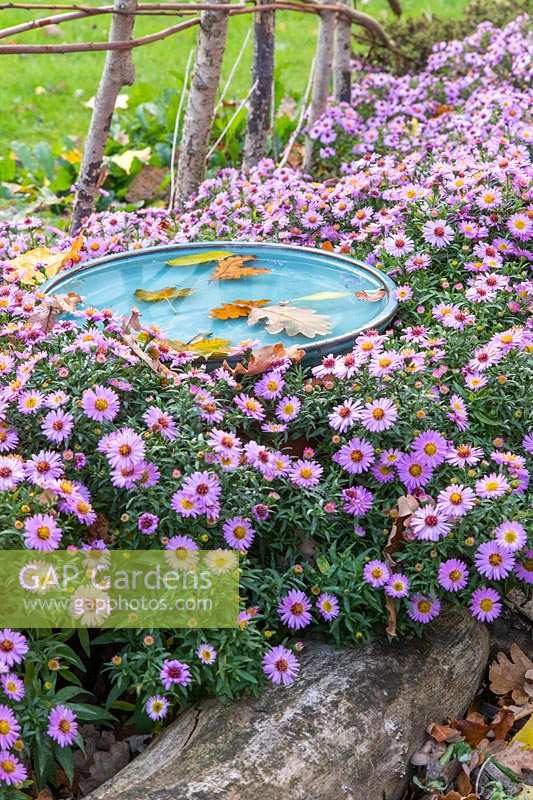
[243,0,275,168]
[176,0,229,203]
[71,0,137,234]
[334,0,352,103]
[303,5,335,171]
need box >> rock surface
[86,610,489,800]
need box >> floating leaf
[210,298,270,319]
[210,255,271,281]
[292,291,350,302]
[355,288,386,302]
[166,337,232,358]
[248,304,332,338]
[134,287,194,302]
[166,250,234,267]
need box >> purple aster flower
[25,449,63,487]
[316,592,339,621]
[470,587,502,623]
[24,513,62,551]
[0,751,27,786]
[422,219,454,248]
[507,212,531,240]
[181,471,221,512]
[333,437,375,475]
[410,505,452,541]
[196,643,217,665]
[289,459,323,488]
[278,589,312,630]
[0,705,20,749]
[143,406,178,440]
[17,389,44,414]
[328,399,362,433]
[475,472,510,499]
[0,425,18,453]
[494,521,527,552]
[137,512,159,535]
[1,673,25,701]
[0,630,28,667]
[275,395,301,422]
[474,542,515,580]
[408,595,441,624]
[103,428,145,470]
[446,443,484,468]
[234,393,265,420]
[171,490,202,518]
[223,516,255,551]
[0,456,25,491]
[411,430,448,467]
[438,559,469,592]
[262,645,299,686]
[515,550,533,584]
[252,503,270,521]
[359,398,398,432]
[396,454,433,492]
[341,486,374,516]
[47,705,78,747]
[437,484,476,517]
[363,560,390,588]
[254,371,285,400]
[146,695,169,721]
[160,659,192,690]
[41,409,74,444]
[522,432,533,455]
[385,574,410,598]
[165,535,199,552]
[81,385,120,422]
[207,428,242,457]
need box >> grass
[0,0,468,154]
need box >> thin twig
[214,25,252,116]
[206,80,258,162]
[168,47,194,212]
[278,54,315,168]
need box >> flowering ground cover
[0,13,531,797]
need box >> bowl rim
[43,240,398,357]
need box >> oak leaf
[210,299,270,319]
[355,288,386,302]
[134,287,194,302]
[489,644,533,705]
[248,304,332,338]
[209,255,271,281]
[488,740,533,776]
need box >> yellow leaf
[34,86,47,95]
[134,287,194,302]
[167,337,232,358]
[109,147,151,174]
[210,255,271,281]
[166,250,235,267]
[516,787,533,799]
[513,714,533,749]
[62,149,82,164]
[292,291,349,302]
[85,93,129,110]
[7,237,83,285]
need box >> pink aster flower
[395,285,413,302]
[446,443,484,468]
[333,437,375,475]
[254,371,285,400]
[181,471,221,512]
[369,350,402,377]
[171,490,202,518]
[289,459,323,488]
[0,630,28,668]
[475,472,510,499]
[383,233,414,257]
[275,395,301,422]
[522,432,533,455]
[422,219,454,248]
[0,456,25,491]
[142,406,178,440]
[412,430,448,467]
[437,484,476,517]
[196,643,217,665]
[262,645,299,686]
[515,551,533,584]
[47,705,78,747]
[160,659,192,689]
[408,595,441,624]
[396,454,433,492]
[103,428,145,470]
[316,592,340,622]
[410,505,452,541]
[470,587,502,623]
[146,695,169,721]
[137,512,159,535]
[507,212,531,240]
[25,449,63,487]
[438,559,469,592]
[0,705,20,749]
[41,409,74,444]
[329,399,362,433]
[234,393,265,420]
[223,516,255,551]
[494,521,527,552]
[385,573,410,598]
[23,513,62,551]
[278,590,312,630]
[475,542,515,580]
[1,673,24,701]
[341,486,374,516]
[0,426,18,453]
[207,428,242,457]
[81,385,120,422]
[363,560,390,588]
[0,751,27,786]
[360,398,398,432]
[17,389,44,415]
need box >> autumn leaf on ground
[7,236,83,284]
[229,343,305,376]
[210,255,271,282]
[248,304,332,338]
[385,595,397,638]
[427,722,462,743]
[166,337,232,358]
[355,288,386,302]
[488,740,533,776]
[29,292,82,333]
[166,250,235,267]
[383,494,419,566]
[134,287,194,302]
[489,644,533,705]
[210,299,270,319]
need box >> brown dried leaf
[229,343,305,376]
[385,595,397,638]
[210,298,270,319]
[437,793,477,800]
[248,304,332,338]
[29,291,82,333]
[452,717,490,747]
[383,494,419,566]
[428,723,462,743]
[355,288,386,302]
[122,307,142,334]
[489,644,533,705]
[491,709,516,741]
[209,255,271,281]
[489,740,533,776]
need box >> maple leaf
[489,644,533,705]
[134,287,194,302]
[166,250,235,267]
[209,255,271,281]
[248,304,332,338]
[355,288,386,302]
[210,299,270,320]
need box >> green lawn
[0,0,468,154]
